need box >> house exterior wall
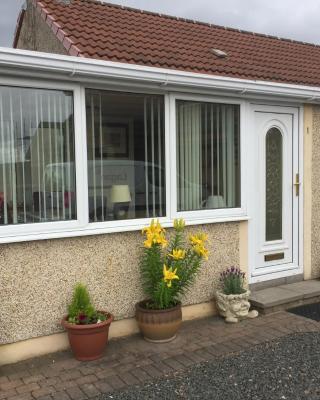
[303,104,320,280]
[15,0,67,55]
[310,106,320,278]
[0,222,240,345]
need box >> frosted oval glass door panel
[265,127,283,242]
[249,105,300,281]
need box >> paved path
[102,332,320,400]
[1,311,320,400]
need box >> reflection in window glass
[176,100,240,212]
[0,86,76,225]
[86,90,165,222]
[266,127,283,241]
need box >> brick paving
[1,311,320,400]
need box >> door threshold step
[249,279,320,314]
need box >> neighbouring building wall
[311,105,320,278]
[15,0,67,55]
[0,223,240,344]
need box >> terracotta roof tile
[16,0,320,87]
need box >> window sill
[0,214,249,244]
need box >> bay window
[0,86,76,226]
[0,81,244,243]
[176,100,240,213]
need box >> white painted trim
[298,106,305,273]
[249,266,303,284]
[1,48,320,102]
[0,215,250,244]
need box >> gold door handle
[294,173,300,196]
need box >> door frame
[247,103,304,284]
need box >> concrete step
[249,279,320,314]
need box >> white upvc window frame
[0,77,88,241]
[0,78,248,244]
[168,92,248,224]
[79,87,171,233]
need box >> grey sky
[1,0,320,48]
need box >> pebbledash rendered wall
[311,106,320,278]
[0,222,240,345]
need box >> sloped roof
[14,0,320,87]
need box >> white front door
[248,104,301,283]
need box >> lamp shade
[110,185,131,203]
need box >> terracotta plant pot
[215,290,258,323]
[135,300,182,343]
[61,312,113,361]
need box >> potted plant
[136,219,209,343]
[61,283,113,361]
[215,267,258,323]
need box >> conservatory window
[176,100,240,212]
[85,90,166,222]
[0,86,76,225]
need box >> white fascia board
[1,47,320,102]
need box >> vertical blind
[144,96,165,218]
[0,86,241,230]
[176,101,240,212]
[0,86,76,225]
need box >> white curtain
[225,106,236,207]
[177,102,202,211]
[177,101,239,211]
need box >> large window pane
[0,86,76,225]
[176,100,240,212]
[86,90,165,222]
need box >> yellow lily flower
[163,264,179,287]
[189,233,208,247]
[144,237,153,248]
[169,249,186,260]
[144,233,168,248]
[193,244,209,260]
[142,220,167,248]
[142,219,165,236]
[173,218,185,231]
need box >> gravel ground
[100,332,320,400]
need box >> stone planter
[61,312,113,361]
[215,290,258,323]
[135,301,182,343]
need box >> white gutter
[1,47,320,102]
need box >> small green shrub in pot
[67,283,107,325]
[62,283,113,361]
